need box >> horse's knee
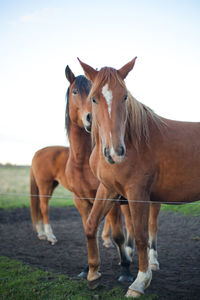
[86,222,96,239]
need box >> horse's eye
[123,95,128,102]
[92,97,97,104]
[72,89,78,95]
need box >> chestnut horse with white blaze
[78,57,200,298]
[30,145,113,247]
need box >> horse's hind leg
[121,204,135,261]
[73,195,93,279]
[107,204,133,282]
[39,182,57,245]
[149,203,160,271]
[101,217,114,248]
[30,169,45,240]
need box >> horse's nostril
[120,146,125,156]
[86,113,92,123]
[116,145,125,156]
[104,147,110,158]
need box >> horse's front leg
[126,190,152,298]
[149,203,161,271]
[85,183,116,287]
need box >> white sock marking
[129,267,152,294]
[36,220,46,237]
[44,224,56,242]
[149,249,159,269]
[102,84,112,118]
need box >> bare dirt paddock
[0,206,199,299]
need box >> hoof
[77,265,89,279]
[118,274,133,282]
[48,238,57,245]
[126,289,142,298]
[77,271,88,279]
[118,266,133,282]
[38,234,47,240]
[150,263,160,271]
[103,240,114,248]
[88,277,101,290]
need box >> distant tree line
[0,163,30,168]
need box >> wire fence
[1,192,200,205]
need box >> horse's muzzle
[83,113,92,133]
[104,145,126,164]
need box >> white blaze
[102,84,112,118]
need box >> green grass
[0,165,200,215]
[0,165,74,209]
[0,256,158,300]
[161,201,200,216]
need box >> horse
[49,66,135,282]
[78,57,200,298]
[30,145,115,246]
[30,145,69,244]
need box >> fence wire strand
[1,192,200,205]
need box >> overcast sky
[0,0,200,165]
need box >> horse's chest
[95,161,126,194]
[66,160,98,196]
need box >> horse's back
[151,118,200,203]
[31,146,69,182]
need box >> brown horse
[78,57,200,298]
[30,145,116,247]
[30,66,134,281]
[30,146,69,244]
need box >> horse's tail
[30,167,41,230]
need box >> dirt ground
[0,206,199,299]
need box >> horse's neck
[69,123,91,162]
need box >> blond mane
[126,92,166,148]
[90,67,166,149]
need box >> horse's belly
[152,179,200,203]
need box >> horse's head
[78,58,137,164]
[65,65,92,133]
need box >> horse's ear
[65,65,75,83]
[77,58,98,82]
[118,57,137,79]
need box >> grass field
[0,165,74,209]
[0,256,159,300]
[0,165,199,299]
[0,164,200,215]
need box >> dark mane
[65,88,70,138]
[65,75,91,138]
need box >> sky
[0,0,200,165]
